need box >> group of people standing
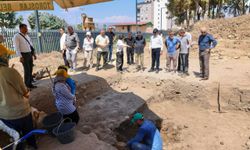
[59,25,217,81]
[59,26,147,73]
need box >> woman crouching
[52,69,79,124]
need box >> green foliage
[76,23,83,30]
[28,12,68,30]
[167,0,250,26]
[0,12,23,28]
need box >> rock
[121,86,128,91]
[184,125,189,129]
[247,53,250,58]
[142,85,146,88]
[246,141,250,147]
[80,125,92,134]
[234,56,240,59]
[220,141,224,145]
[116,142,126,147]
[156,82,161,86]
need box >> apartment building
[137,0,171,30]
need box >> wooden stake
[217,82,221,113]
[45,67,53,85]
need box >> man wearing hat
[149,28,163,74]
[83,31,94,70]
[0,35,37,149]
[127,113,163,150]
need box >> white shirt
[60,33,66,50]
[185,32,192,48]
[95,35,109,52]
[179,35,190,54]
[83,37,94,51]
[116,39,127,52]
[150,35,163,51]
[13,33,33,57]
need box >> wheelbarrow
[1,129,47,150]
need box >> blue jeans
[131,142,151,150]
[108,44,113,61]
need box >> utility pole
[136,0,138,31]
[35,10,43,53]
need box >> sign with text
[0,0,54,12]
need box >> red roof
[113,22,150,26]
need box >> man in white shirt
[83,31,94,70]
[13,24,37,89]
[148,28,163,74]
[59,28,69,67]
[95,29,109,71]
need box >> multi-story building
[137,0,154,23]
[137,0,172,30]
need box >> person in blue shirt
[127,113,163,150]
[198,27,217,80]
[57,65,76,95]
[165,30,181,73]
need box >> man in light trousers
[65,26,80,72]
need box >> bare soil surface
[2,15,250,150]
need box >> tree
[28,12,68,30]
[0,12,23,28]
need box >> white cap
[86,31,91,36]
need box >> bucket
[52,118,76,144]
[42,112,63,134]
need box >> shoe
[148,68,154,72]
[155,69,159,74]
[28,85,37,89]
[200,77,209,81]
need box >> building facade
[137,0,154,23]
[137,0,172,30]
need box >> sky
[18,0,144,26]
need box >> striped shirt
[53,82,76,115]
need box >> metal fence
[0,29,153,54]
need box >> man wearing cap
[13,24,37,89]
[83,31,94,70]
[0,35,37,149]
[95,29,110,71]
[106,27,115,62]
[127,113,163,150]
[149,28,163,74]
[198,27,217,80]
[65,26,80,72]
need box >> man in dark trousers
[148,28,163,74]
[14,24,37,89]
[198,27,217,80]
[106,27,115,62]
[125,32,135,65]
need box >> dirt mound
[38,131,116,150]
[191,14,250,40]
